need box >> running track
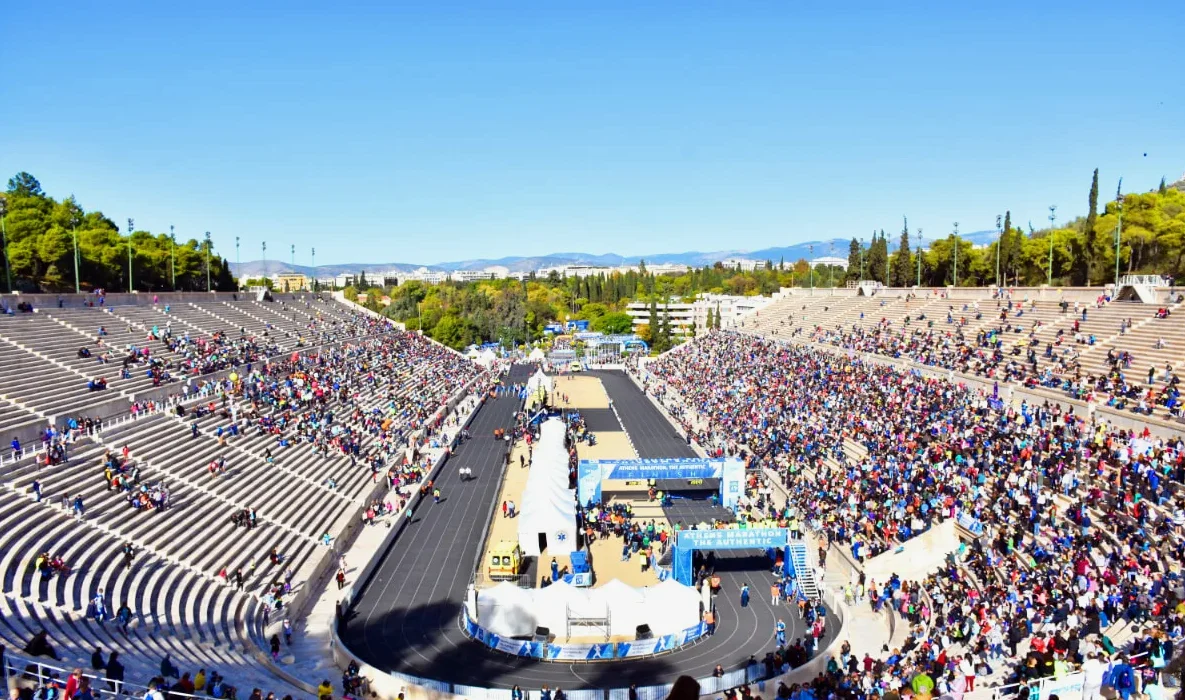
[340,366,825,690]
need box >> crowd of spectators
[645,331,1185,698]
[798,295,1182,419]
[8,323,489,700]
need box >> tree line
[843,171,1185,288]
[1,172,236,293]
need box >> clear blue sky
[2,1,1181,266]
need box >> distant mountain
[229,231,1001,278]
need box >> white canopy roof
[476,581,537,638]
[528,347,546,362]
[531,580,590,633]
[640,578,702,634]
[475,348,498,368]
[525,368,554,394]
[517,419,577,556]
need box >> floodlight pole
[995,215,1002,288]
[1047,206,1056,286]
[205,232,212,291]
[952,222,959,288]
[127,218,134,292]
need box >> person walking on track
[740,583,750,608]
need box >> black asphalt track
[340,366,825,690]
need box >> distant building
[720,258,764,271]
[624,293,775,337]
[274,274,309,292]
[646,263,690,275]
[809,256,849,270]
[450,269,497,282]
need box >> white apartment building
[646,262,690,275]
[625,293,776,337]
[720,258,765,272]
[449,269,497,282]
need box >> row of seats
[745,290,1185,420]
[0,300,484,697]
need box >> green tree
[890,220,912,287]
[590,312,633,334]
[1075,168,1100,284]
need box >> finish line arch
[671,527,797,587]
[576,457,746,511]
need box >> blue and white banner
[546,644,594,660]
[678,622,707,645]
[586,643,615,660]
[615,638,660,657]
[677,528,788,550]
[652,634,678,653]
[957,512,985,536]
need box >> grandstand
[639,285,1185,698]
[3,284,1183,700]
[1,293,485,698]
[745,286,1185,422]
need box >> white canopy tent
[639,578,702,634]
[587,579,644,636]
[476,581,537,638]
[517,419,577,556]
[532,580,590,634]
[525,368,554,395]
[475,348,498,368]
[528,347,546,363]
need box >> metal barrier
[2,652,210,700]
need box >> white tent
[525,368,554,395]
[475,349,498,368]
[518,419,577,556]
[476,582,537,638]
[528,347,546,362]
[639,578,702,634]
[588,579,645,636]
[532,580,588,633]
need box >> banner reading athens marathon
[677,528,788,550]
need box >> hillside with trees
[0,172,236,293]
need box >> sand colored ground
[551,373,610,409]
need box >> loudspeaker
[635,624,652,640]
[534,626,550,641]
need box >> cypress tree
[1082,168,1100,284]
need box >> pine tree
[1159,177,1168,196]
[845,238,861,283]
[648,299,659,340]
[705,307,714,332]
[715,302,722,329]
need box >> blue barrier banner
[546,644,596,660]
[587,643,615,660]
[957,513,985,535]
[677,528,788,550]
[679,622,707,645]
[495,637,529,656]
[616,638,660,657]
[653,634,678,653]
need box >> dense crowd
[10,327,490,700]
[799,295,1183,419]
[646,331,1185,698]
